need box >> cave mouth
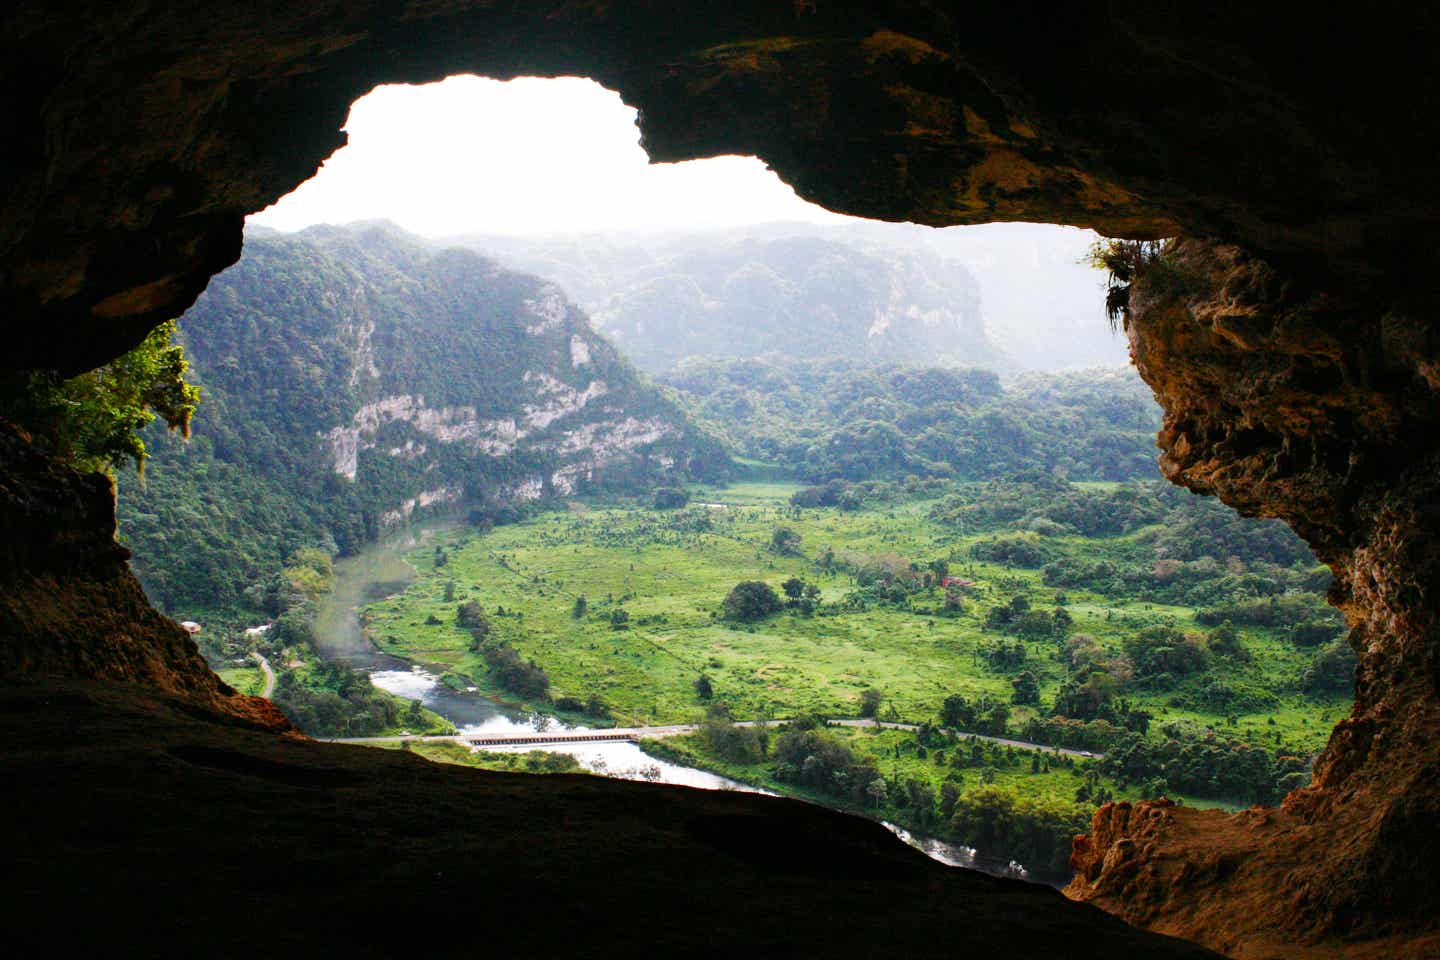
[103,69,1360,901]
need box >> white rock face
[345,307,382,387]
[570,335,591,367]
[508,476,546,501]
[520,373,609,430]
[555,416,674,455]
[380,485,461,527]
[523,286,569,335]
[324,394,517,478]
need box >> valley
[105,220,1349,893]
[348,479,1344,874]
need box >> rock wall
[0,421,289,731]
[1067,238,1440,956]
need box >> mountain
[117,222,728,612]
[445,228,1009,373]
[446,221,1125,372]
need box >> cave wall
[1066,239,1440,956]
[4,3,1440,956]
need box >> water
[311,526,761,791]
[311,521,1050,882]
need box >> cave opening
[7,8,1440,957]
[103,72,1350,896]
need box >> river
[311,525,760,791]
[310,522,1047,885]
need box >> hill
[117,222,728,613]
[448,228,1010,373]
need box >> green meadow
[363,482,1344,750]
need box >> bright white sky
[248,75,858,235]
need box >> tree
[781,576,806,602]
[859,687,884,718]
[652,487,690,510]
[722,581,783,621]
[694,673,715,700]
[770,526,802,556]
[941,694,977,730]
[571,595,588,619]
[8,318,199,475]
[457,600,489,631]
[1011,669,1041,706]
[865,777,888,808]
[1209,619,1246,658]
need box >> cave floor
[0,679,1224,959]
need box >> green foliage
[1100,728,1310,804]
[1086,238,1171,330]
[8,319,199,475]
[1124,625,1209,682]
[770,525,802,556]
[652,487,690,510]
[772,725,880,804]
[722,580,783,621]
[272,656,450,739]
[114,224,728,615]
[662,357,1161,484]
[701,717,768,764]
[479,642,551,700]
[365,480,1345,799]
[1303,640,1358,695]
[949,786,1093,875]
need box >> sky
[248,75,858,236]
[246,74,1120,367]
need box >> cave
[4,5,1439,958]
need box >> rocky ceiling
[4,2,1439,374]
[4,3,1440,958]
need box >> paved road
[828,719,1102,760]
[333,718,1102,759]
[252,652,276,699]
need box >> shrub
[723,581,783,621]
[651,487,690,510]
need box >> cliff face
[1067,239,1440,956]
[4,4,1440,958]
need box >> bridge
[466,731,644,747]
[333,721,1101,760]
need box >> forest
[660,357,1161,482]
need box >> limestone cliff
[118,222,727,612]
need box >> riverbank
[638,734,1067,886]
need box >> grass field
[364,483,1344,751]
[216,666,265,697]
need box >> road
[252,652,276,699]
[332,718,1102,759]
